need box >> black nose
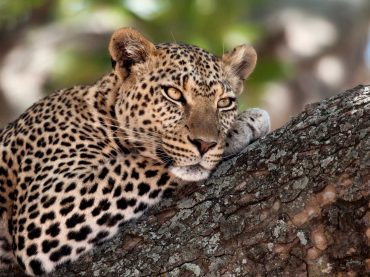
[188,137,217,156]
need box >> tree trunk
[2,85,369,276]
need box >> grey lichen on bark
[2,85,369,276]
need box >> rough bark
[2,85,369,276]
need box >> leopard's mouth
[155,146,213,181]
[169,164,211,182]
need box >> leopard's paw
[224,108,270,157]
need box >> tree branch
[2,85,369,276]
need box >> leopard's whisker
[85,120,160,140]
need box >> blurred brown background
[0,0,369,129]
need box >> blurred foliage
[0,0,44,27]
[0,0,304,108]
[45,46,111,91]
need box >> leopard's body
[0,28,270,276]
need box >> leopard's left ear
[109,27,157,80]
[222,45,257,95]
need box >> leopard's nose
[188,137,217,156]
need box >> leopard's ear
[222,45,257,96]
[109,27,157,80]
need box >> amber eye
[161,86,185,104]
[167,87,182,100]
[217,97,235,109]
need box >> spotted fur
[0,28,270,275]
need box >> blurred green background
[0,0,369,129]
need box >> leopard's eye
[217,97,235,109]
[166,87,182,101]
[161,86,185,104]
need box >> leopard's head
[109,28,257,181]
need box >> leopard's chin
[169,164,211,182]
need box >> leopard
[0,27,270,276]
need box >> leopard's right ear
[109,27,157,80]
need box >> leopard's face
[111,28,257,181]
